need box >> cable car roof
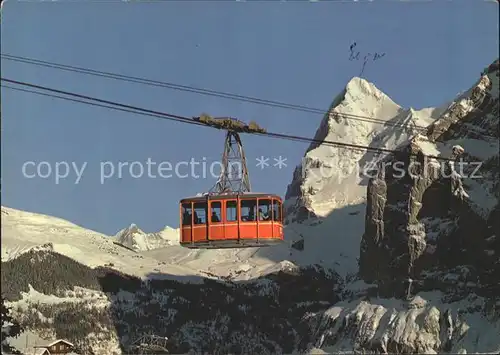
[180,192,282,203]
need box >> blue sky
[1,0,498,235]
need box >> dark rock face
[359,59,500,297]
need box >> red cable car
[179,120,284,248]
[179,193,283,248]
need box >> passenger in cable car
[272,207,279,221]
[248,208,255,221]
[193,211,200,224]
[258,208,269,221]
[211,211,220,222]
[183,210,191,225]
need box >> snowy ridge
[412,68,499,219]
[113,223,179,251]
[308,290,500,354]
[0,206,201,282]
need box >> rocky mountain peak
[344,76,392,103]
[113,223,179,251]
[115,223,144,239]
[284,76,441,225]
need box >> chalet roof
[34,338,74,347]
[21,348,49,355]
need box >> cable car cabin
[180,193,284,248]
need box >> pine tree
[1,295,23,354]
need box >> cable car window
[258,199,271,221]
[193,202,207,224]
[182,203,192,225]
[210,201,221,223]
[226,200,237,221]
[241,199,257,221]
[272,200,282,221]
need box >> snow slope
[141,245,289,280]
[0,202,350,281]
[256,204,366,278]
[0,206,201,282]
[0,206,288,282]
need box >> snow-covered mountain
[284,76,447,224]
[2,58,499,355]
[112,223,179,251]
[253,76,449,279]
[0,206,201,281]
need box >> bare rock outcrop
[359,58,500,297]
